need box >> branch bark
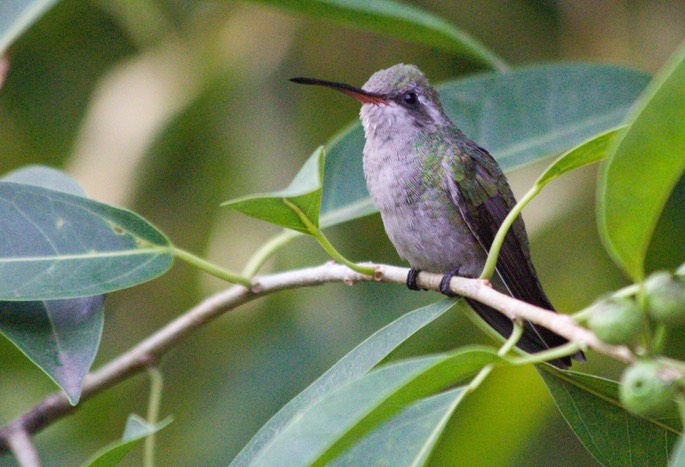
[0,262,632,453]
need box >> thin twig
[0,262,632,453]
[389,265,634,363]
[5,427,41,467]
[144,367,164,467]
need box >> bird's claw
[406,268,422,290]
[439,267,462,297]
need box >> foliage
[597,41,685,282]
[0,0,683,466]
[83,414,172,467]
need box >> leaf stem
[172,247,252,287]
[651,324,668,356]
[459,300,508,344]
[144,367,163,467]
[571,282,641,322]
[466,364,493,393]
[480,185,541,279]
[635,282,654,354]
[311,229,376,276]
[242,229,301,278]
[467,320,523,393]
[283,198,375,276]
[499,320,525,357]
[611,283,641,299]
[676,394,685,430]
[464,296,583,367]
[511,341,582,366]
[570,306,595,323]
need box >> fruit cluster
[586,267,685,417]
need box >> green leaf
[83,414,172,467]
[535,127,624,188]
[2,165,87,196]
[247,0,506,70]
[247,347,500,466]
[0,296,103,405]
[330,386,467,466]
[231,299,455,466]
[223,146,325,234]
[319,63,650,227]
[0,182,173,300]
[0,167,103,405]
[0,0,59,55]
[541,370,679,466]
[598,42,685,281]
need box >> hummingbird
[292,64,584,368]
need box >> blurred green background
[1,0,684,465]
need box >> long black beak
[290,77,387,105]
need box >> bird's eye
[403,91,418,106]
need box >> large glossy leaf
[2,164,87,196]
[330,386,467,466]
[223,147,324,234]
[320,63,650,227]
[0,0,59,55]
[0,166,104,405]
[83,414,172,467]
[231,299,455,466]
[247,347,500,466]
[0,182,173,300]
[248,0,506,70]
[541,370,680,466]
[598,42,685,281]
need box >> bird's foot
[406,268,423,291]
[439,267,462,297]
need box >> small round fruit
[644,271,685,326]
[620,360,677,417]
[587,297,643,345]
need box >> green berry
[620,360,677,417]
[644,271,685,326]
[587,297,643,345]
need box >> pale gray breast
[362,137,486,276]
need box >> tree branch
[0,262,632,453]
